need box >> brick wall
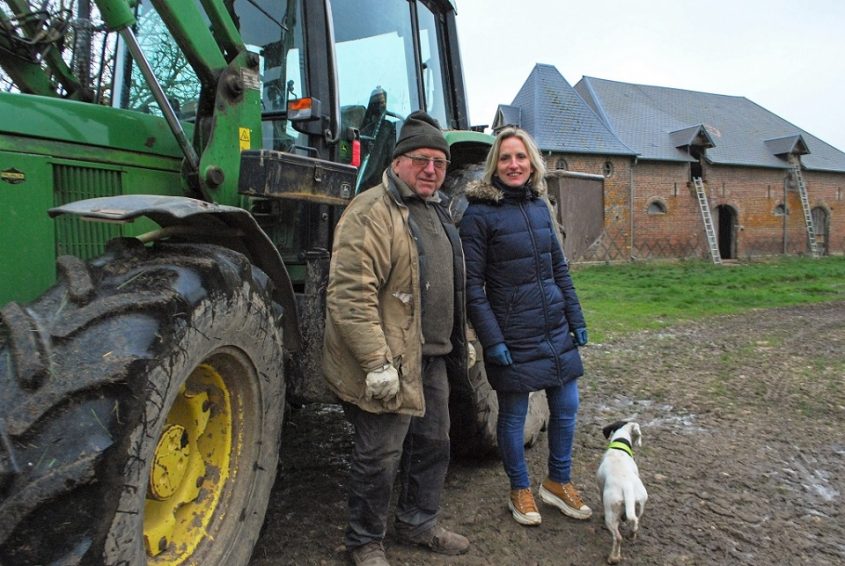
[546,152,845,261]
[704,163,795,257]
[631,160,701,259]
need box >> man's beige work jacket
[323,171,467,415]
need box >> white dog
[596,421,648,564]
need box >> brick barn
[492,64,845,262]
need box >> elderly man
[324,110,471,566]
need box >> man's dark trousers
[343,356,451,549]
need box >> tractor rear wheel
[0,241,285,565]
[449,340,549,458]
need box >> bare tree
[126,5,200,116]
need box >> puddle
[592,398,707,433]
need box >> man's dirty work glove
[573,327,588,346]
[467,342,477,369]
[365,364,400,400]
[486,342,513,366]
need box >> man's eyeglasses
[403,154,450,171]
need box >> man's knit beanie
[392,110,450,160]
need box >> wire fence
[573,227,840,264]
[578,227,708,263]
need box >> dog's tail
[623,484,639,533]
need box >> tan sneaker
[509,488,542,525]
[539,478,592,520]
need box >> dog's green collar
[608,440,633,457]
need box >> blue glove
[573,327,588,347]
[486,342,513,366]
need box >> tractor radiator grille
[53,164,124,260]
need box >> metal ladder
[693,177,721,264]
[790,162,820,258]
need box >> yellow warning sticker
[239,127,251,150]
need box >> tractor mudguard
[49,194,302,351]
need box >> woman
[459,127,591,526]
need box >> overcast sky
[454,0,845,152]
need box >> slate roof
[498,64,635,156]
[574,76,845,173]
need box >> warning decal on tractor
[239,128,251,151]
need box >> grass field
[571,256,845,342]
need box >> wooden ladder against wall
[790,162,820,258]
[693,177,722,264]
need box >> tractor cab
[113,0,469,192]
[103,0,471,282]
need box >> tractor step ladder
[791,163,820,258]
[693,177,721,264]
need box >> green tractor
[0,1,547,563]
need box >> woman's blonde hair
[482,127,547,189]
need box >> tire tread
[0,242,283,566]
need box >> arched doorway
[715,205,737,260]
[811,206,830,255]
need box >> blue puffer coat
[459,178,586,392]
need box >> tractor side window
[330,0,419,191]
[113,0,307,153]
[114,2,200,118]
[238,0,308,151]
[416,3,448,128]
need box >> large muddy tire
[450,341,549,458]
[0,240,285,565]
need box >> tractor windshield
[330,0,451,189]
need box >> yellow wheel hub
[150,425,191,500]
[143,363,236,563]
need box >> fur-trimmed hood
[464,178,547,204]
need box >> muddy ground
[249,301,845,566]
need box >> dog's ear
[602,421,628,439]
[631,423,642,447]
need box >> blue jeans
[496,379,579,489]
[342,356,451,549]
